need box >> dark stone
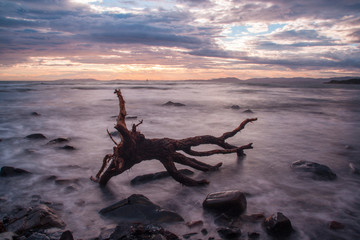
[0,221,5,233]
[58,145,76,151]
[329,221,345,230]
[31,112,41,116]
[349,163,360,175]
[203,190,247,216]
[47,138,69,144]
[26,232,50,240]
[248,232,260,239]
[291,160,337,180]
[243,109,253,113]
[0,166,31,177]
[126,116,138,120]
[25,134,46,140]
[217,227,241,239]
[109,223,179,240]
[99,194,184,223]
[230,105,240,110]
[59,230,74,240]
[263,212,293,237]
[6,205,66,234]
[182,232,197,239]
[131,169,194,185]
[185,220,203,228]
[240,213,265,222]
[162,101,186,107]
[201,228,208,235]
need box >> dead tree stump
[91,89,257,186]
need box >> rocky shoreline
[1,163,347,240]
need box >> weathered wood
[91,89,257,186]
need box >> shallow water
[0,80,360,239]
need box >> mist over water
[0,80,359,239]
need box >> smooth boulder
[100,194,183,223]
[109,223,179,240]
[6,205,66,234]
[291,160,337,180]
[203,190,247,216]
[0,166,30,177]
[263,212,293,237]
[25,134,46,140]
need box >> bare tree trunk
[91,89,257,186]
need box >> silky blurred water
[0,80,359,239]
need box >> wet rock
[131,169,194,185]
[185,220,203,228]
[25,134,46,140]
[182,232,197,239]
[349,163,360,175]
[126,116,138,120]
[162,101,185,107]
[243,109,253,113]
[59,230,74,240]
[100,194,184,223]
[0,232,17,240]
[26,232,50,240]
[109,223,179,240]
[240,213,265,222]
[6,205,66,234]
[0,221,5,233]
[230,105,240,110]
[31,112,41,117]
[47,138,69,145]
[329,221,345,230]
[203,190,247,216]
[0,166,31,177]
[263,212,293,237]
[248,232,260,239]
[217,227,241,239]
[201,228,208,235]
[58,145,76,151]
[291,160,337,180]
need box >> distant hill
[208,77,241,83]
[325,78,360,84]
[54,78,98,82]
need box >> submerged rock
[100,194,184,223]
[329,221,345,230]
[59,230,74,240]
[263,212,293,237]
[291,160,337,180]
[162,101,186,107]
[130,169,194,185]
[47,138,69,144]
[230,105,240,110]
[6,205,66,234]
[0,166,31,177]
[31,112,41,117]
[203,190,247,216]
[109,223,179,240]
[243,109,254,113]
[217,227,241,239]
[58,145,76,151]
[25,134,47,140]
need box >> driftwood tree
[91,89,257,186]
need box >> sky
[0,0,359,81]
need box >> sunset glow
[1,0,359,80]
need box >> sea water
[0,80,359,239]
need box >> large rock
[0,166,31,177]
[162,101,185,107]
[217,227,241,239]
[109,223,179,240]
[6,205,66,234]
[291,160,337,180]
[100,194,183,223]
[202,190,247,216]
[25,134,46,140]
[130,169,194,185]
[263,212,293,237]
